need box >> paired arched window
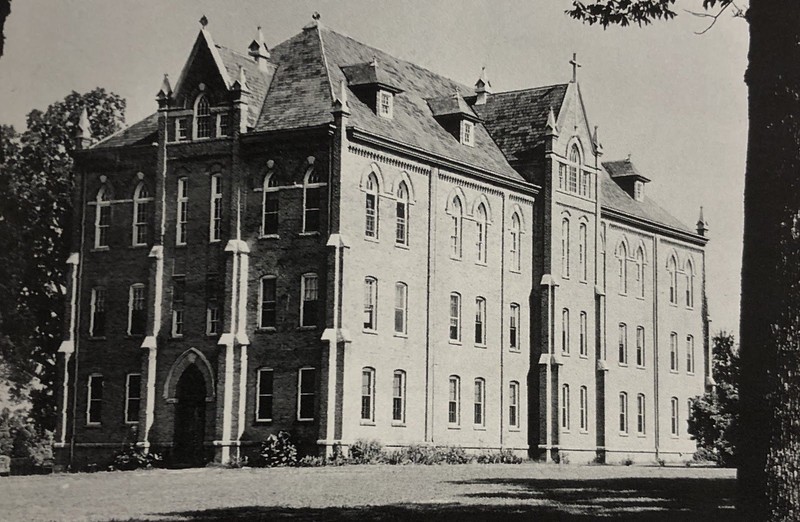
[685,260,695,308]
[303,168,324,233]
[450,197,463,259]
[475,203,488,263]
[635,246,645,298]
[132,182,151,246]
[194,94,212,139]
[396,181,409,246]
[616,242,628,294]
[578,222,587,281]
[561,217,570,278]
[364,173,379,239]
[94,185,111,249]
[510,213,521,271]
[262,172,279,236]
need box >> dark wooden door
[173,365,206,467]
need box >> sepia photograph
[0,0,795,520]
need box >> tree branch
[685,2,732,35]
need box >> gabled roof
[603,158,651,182]
[473,84,569,163]
[341,60,402,92]
[427,92,479,121]
[215,45,275,128]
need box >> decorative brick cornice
[348,144,431,176]
[438,172,503,197]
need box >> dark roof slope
[93,113,158,149]
[215,45,275,128]
[603,158,651,182]
[473,84,569,163]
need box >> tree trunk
[739,1,800,519]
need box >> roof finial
[696,206,709,236]
[312,11,321,21]
[626,153,632,162]
[545,106,559,137]
[158,73,172,97]
[199,15,209,28]
[593,125,603,156]
[569,52,581,83]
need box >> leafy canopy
[568,0,732,27]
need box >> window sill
[364,236,379,243]
[360,421,376,427]
[561,429,571,434]
[129,244,148,249]
[91,247,110,253]
[450,256,462,262]
[475,343,487,349]
[473,426,487,431]
[508,427,521,432]
[475,261,488,268]
[579,279,588,285]
[447,425,461,430]
[296,418,314,422]
[395,243,409,250]
[170,335,184,340]
[448,340,462,346]
[687,371,696,376]
[86,423,102,429]
[637,434,647,439]
[669,369,679,374]
[618,362,628,367]
[636,296,646,301]
[256,327,277,333]
[509,269,522,275]
[394,332,408,339]
[125,335,146,340]
[670,434,680,439]
[509,348,521,354]
[562,352,571,357]
[636,365,646,370]
[209,239,221,244]
[299,231,320,237]
[88,336,107,341]
[619,432,629,437]
[391,421,406,427]
[254,419,273,424]
[259,234,280,240]
[362,329,378,335]
[125,421,139,426]
[175,243,187,248]
[580,429,589,435]
[297,326,318,331]
[579,354,589,359]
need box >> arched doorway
[173,365,207,467]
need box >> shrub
[298,455,326,467]
[227,456,249,468]
[109,444,162,471]
[476,449,523,464]
[623,458,634,466]
[256,431,298,467]
[402,444,439,465]
[440,445,473,464]
[349,439,383,464]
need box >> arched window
[363,277,378,331]
[361,367,375,422]
[94,185,111,249]
[475,203,488,264]
[396,181,409,246]
[619,392,628,433]
[671,397,680,436]
[176,177,188,245]
[394,282,408,335]
[450,197,463,258]
[474,297,486,345]
[562,308,570,354]
[561,384,570,430]
[686,335,695,374]
[637,393,646,434]
[561,217,570,278]
[579,386,588,431]
[448,375,461,425]
[635,246,645,298]
[616,242,628,294]
[670,331,679,371]
[618,323,628,365]
[449,292,461,341]
[210,173,222,242]
[667,255,678,304]
[568,145,580,193]
[303,168,324,233]
[194,94,212,139]
[636,326,645,367]
[510,213,521,271]
[685,260,695,308]
[579,311,588,356]
[473,378,485,426]
[579,222,588,281]
[392,370,406,423]
[365,173,379,239]
[132,182,151,246]
[262,172,279,236]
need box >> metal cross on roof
[569,53,581,83]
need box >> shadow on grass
[141,475,737,521]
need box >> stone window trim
[255,368,274,423]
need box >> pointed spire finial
[312,11,321,21]
[370,55,378,67]
[158,74,172,97]
[593,125,603,155]
[545,106,559,137]
[696,206,709,236]
[569,52,581,82]
[199,15,209,28]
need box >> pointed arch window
[475,203,488,264]
[132,182,151,246]
[303,168,324,233]
[396,181,409,246]
[365,173,379,239]
[616,242,628,294]
[262,173,279,236]
[450,197,463,259]
[685,260,695,308]
[667,255,678,304]
[510,213,521,271]
[561,217,570,278]
[635,247,645,298]
[94,186,111,249]
[578,222,588,281]
[568,145,580,193]
[194,94,212,139]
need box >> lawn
[0,463,736,521]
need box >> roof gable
[172,30,233,107]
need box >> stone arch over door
[163,348,216,403]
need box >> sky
[0,0,749,335]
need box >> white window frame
[302,168,324,234]
[128,283,146,336]
[300,273,319,328]
[473,378,485,428]
[509,381,520,429]
[206,304,220,336]
[671,397,680,436]
[686,335,695,374]
[618,323,628,365]
[619,392,628,434]
[460,120,475,146]
[94,186,111,249]
[579,311,588,357]
[132,182,151,247]
[636,326,646,367]
[210,173,222,242]
[509,303,520,352]
[474,297,487,346]
[449,197,463,259]
[392,370,406,424]
[171,276,185,338]
[448,375,461,427]
[216,112,230,137]
[568,145,580,193]
[561,383,570,431]
[176,117,189,142]
[579,385,588,432]
[670,332,679,372]
[125,373,141,424]
[361,367,375,423]
[256,368,274,422]
[364,173,379,239]
[394,282,408,335]
[449,292,461,342]
[668,255,678,305]
[363,277,378,331]
[176,177,188,245]
[378,90,393,119]
[89,287,106,338]
[87,374,103,425]
[258,275,277,329]
[562,308,570,355]
[261,172,279,237]
[297,367,316,421]
[637,393,646,435]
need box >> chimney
[696,206,709,237]
[75,108,93,150]
[474,66,492,105]
[248,26,270,72]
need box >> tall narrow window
[171,276,185,337]
[361,368,375,422]
[671,397,679,436]
[562,308,570,354]
[132,182,150,246]
[363,277,377,331]
[561,217,570,278]
[580,386,588,431]
[568,145,579,193]
[558,163,566,190]
[685,261,695,308]
[510,213,521,271]
[461,120,474,146]
[394,282,407,335]
[259,276,277,329]
[475,297,486,345]
[509,303,520,351]
[509,381,520,429]
[448,375,460,425]
[392,370,406,423]
[262,173,279,236]
[396,181,409,246]
[636,326,645,367]
[581,171,591,197]
[579,222,587,281]
[128,284,146,336]
[686,335,695,374]
[619,392,628,433]
[449,293,461,341]
[94,186,111,249]
[194,94,211,139]
[297,367,316,421]
[579,311,588,357]
[217,112,230,137]
[176,118,189,141]
[206,273,220,336]
[256,368,274,422]
[635,247,645,298]
[176,177,188,245]
[561,384,570,430]
[667,255,678,304]
[90,287,106,337]
[300,273,319,328]
[473,378,485,427]
[210,173,222,242]
[637,393,646,434]
[303,168,323,233]
[125,374,141,424]
[618,323,628,365]
[670,332,679,371]
[475,203,488,264]
[379,91,393,118]
[364,174,379,239]
[87,374,103,425]
[450,197,463,259]
[617,242,628,294]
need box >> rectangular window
[256,369,274,422]
[133,199,149,246]
[379,91,393,118]
[618,323,628,365]
[509,382,520,428]
[509,304,520,351]
[448,376,460,425]
[298,368,316,421]
[90,287,106,337]
[363,278,377,331]
[217,113,230,137]
[670,333,679,371]
[259,277,277,329]
[394,283,407,335]
[671,397,679,436]
[395,199,407,245]
[263,191,279,235]
[177,118,189,141]
[87,374,103,425]
[637,394,646,434]
[473,379,485,427]
[361,368,375,422]
[579,312,587,357]
[206,305,220,336]
[303,186,321,233]
[129,284,146,336]
[561,384,570,430]
[619,393,628,433]
[636,326,645,367]
[125,374,141,424]
[449,293,461,341]
[176,177,188,245]
[210,174,222,242]
[580,386,588,431]
[96,204,110,248]
[171,277,185,337]
[562,308,570,354]
[686,335,695,373]
[460,120,474,146]
[392,371,406,423]
[475,298,486,345]
[301,274,319,327]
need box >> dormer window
[460,120,474,147]
[194,94,212,139]
[378,91,393,119]
[634,181,644,201]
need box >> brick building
[55,17,710,468]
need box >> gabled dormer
[603,157,651,201]
[427,91,481,147]
[341,57,403,119]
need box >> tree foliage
[567,0,731,27]
[688,332,738,466]
[0,89,125,431]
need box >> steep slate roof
[93,113,158,149]
[427,92,479,120]
[215,45,275,128]
[603,158,651,182]
[473,84,569,163]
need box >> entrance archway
[172,365,207,467]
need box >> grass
[0,463,737,521]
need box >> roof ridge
[489,83,569,97]
[313,25,336,104]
